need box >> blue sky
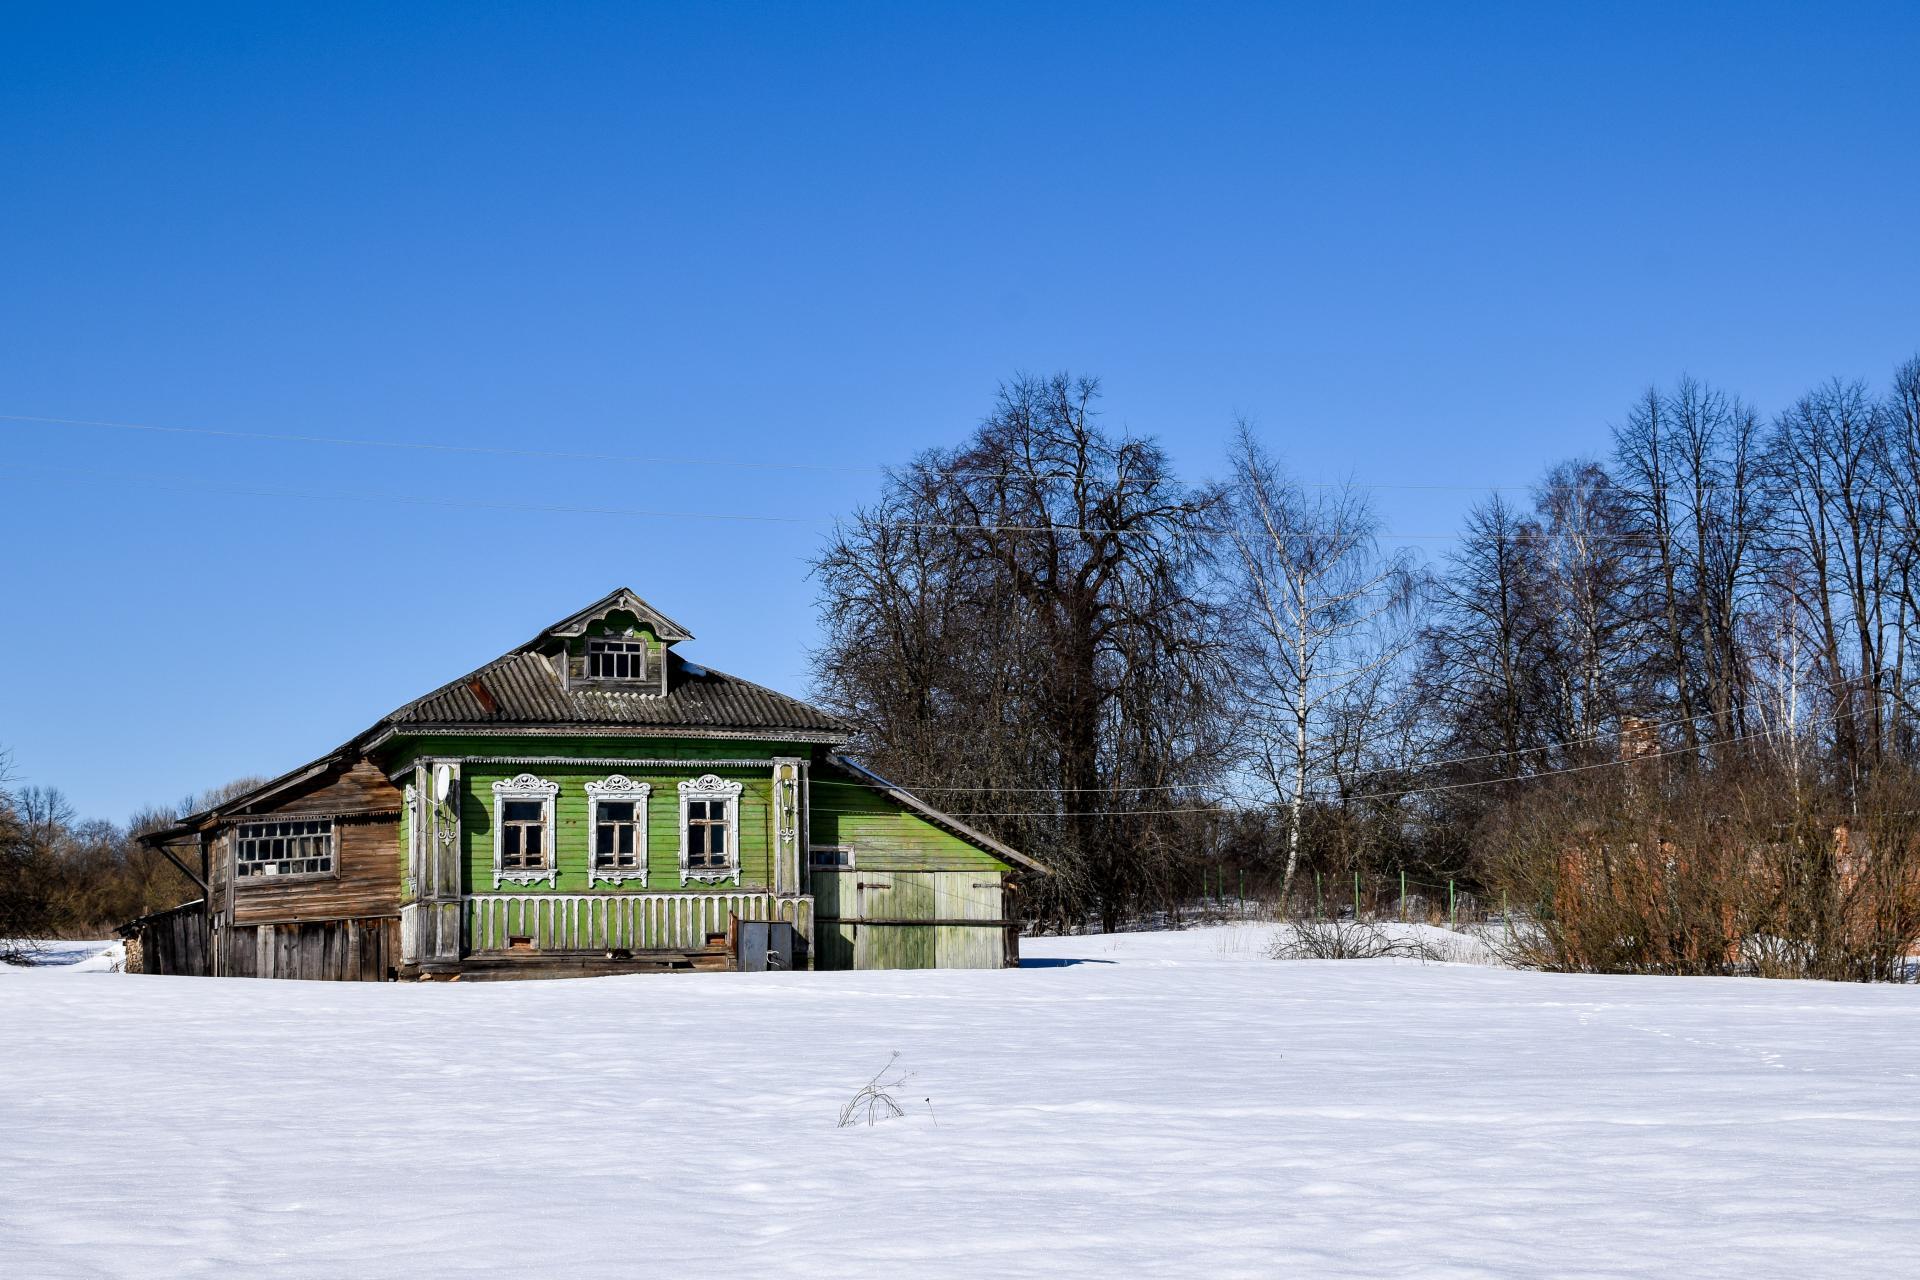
[3,2,1916,821]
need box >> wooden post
[1353,870,1360,921]
[771,757,804,898]
[1314,870,1322,919]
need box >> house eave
[369,724,851,748]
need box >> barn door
[850,873,936,969]
[934,872,1005,968]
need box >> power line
[809,711,1837,818]
[0,410,1538,491]
[813,676,1871,795]
[0,460,1118,534]
[0,456,1754,546]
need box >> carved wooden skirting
[466,892,811,955]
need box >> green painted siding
[809,779,1008,871]
[459,764,774,895]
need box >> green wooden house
[127,588,1045,980]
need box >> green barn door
[851,873,935,970]
[813,869,1009,970]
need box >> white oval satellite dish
[433,765,453,804]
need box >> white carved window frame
[677,773,743,886]
[491,773,560,889]
[585,775,651,887]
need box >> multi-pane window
[235,818,334,877]
[587,638,646,681]
[686,798,730,871]
[809,846,854,870]
[500,800,548,870]
[595,801,641,871]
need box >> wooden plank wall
[809,779,1007,871]
[132,901,212,975]
[223,916,400,981]
[466,890,810,953]
[812,870,1010,970]
[230,759,404,925]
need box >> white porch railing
[466,891,811,953]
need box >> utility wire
[0,411,1538,492]
[814,675,1871,794]
[806,710,1838,818]
[0,457,1761,545]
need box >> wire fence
[1163,865,1507,930]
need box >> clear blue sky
[3,2,1916,821]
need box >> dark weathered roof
[141,590,852,840]
[389,650,849,737]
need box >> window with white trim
[585,775,651,886]
[235,818,335,878]
[490,773,560,888]
[677,773,743,885]
[809,845,854,870]
[587,638,646,681]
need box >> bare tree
[1221,426,1417,903]
[814,373,1225,929]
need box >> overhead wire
[806,708,1842,819]
[0,410,1540,491]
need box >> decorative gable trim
[542,588,693,644]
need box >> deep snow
[3,926,1917,1278]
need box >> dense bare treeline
[0,762,260,959]
[813,362,1920,977]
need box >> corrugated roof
[389,651,850,737]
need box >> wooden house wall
[812,869,1011,971]
[131,901,212,975]
[222,917,400,981]
[227,759,404,926]
[808,780,1007,871]
[459,763,775,894]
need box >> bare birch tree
[1221,425,1417,904]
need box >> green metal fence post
[1315,870,1322,920]
[1448,878,1456,927]
[1353,870,1361,921]
[1399,869,1407,921]
[1238,869,1245,915]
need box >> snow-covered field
[4,927,1917,1279]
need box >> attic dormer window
[587,638,646,681]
